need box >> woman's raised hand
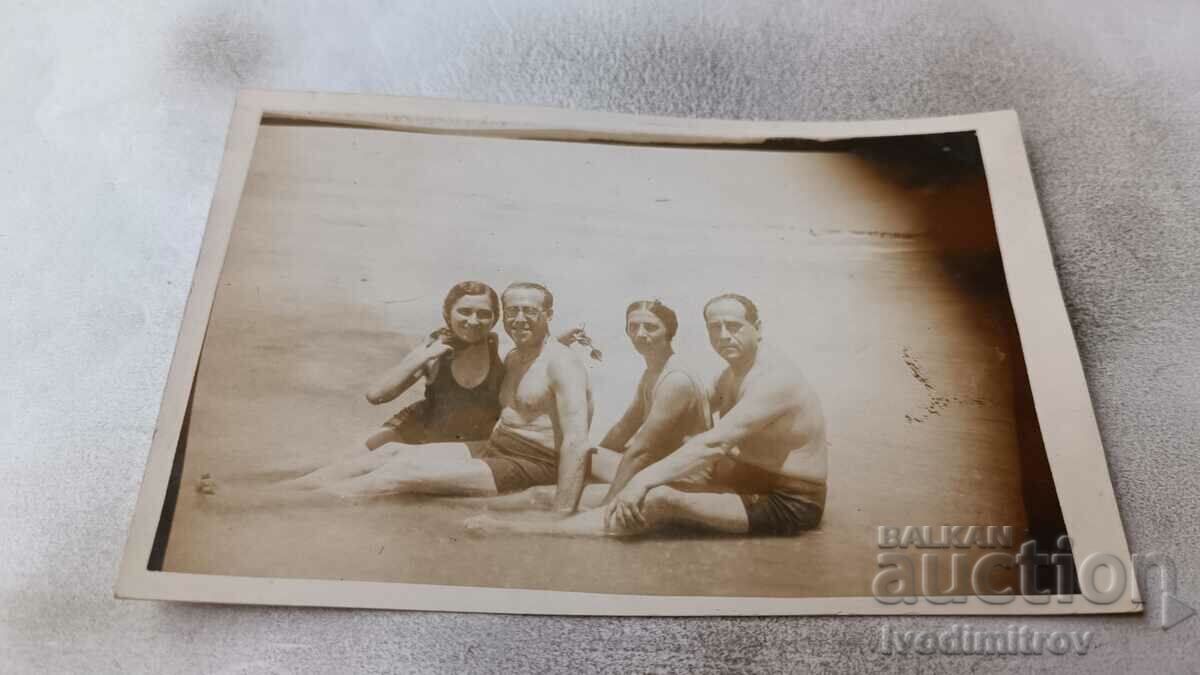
[422,331,456,361]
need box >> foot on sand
[196,473,216,495]
[463,509,621,538]
[464,514,526,536]
[439,485,558,512]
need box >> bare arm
[548,351,593,513]
[598,395,643,452]
[600,373,695,503]
[604,371,797,528]
[683,371,795,457]
[364,336,450,404]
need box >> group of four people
[213,280,828,537]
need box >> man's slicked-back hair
[703,293,760,324]
[503,281,554,311]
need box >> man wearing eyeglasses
[305,281,594,507]
[477,282,594,511]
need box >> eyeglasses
[503,306,543,320]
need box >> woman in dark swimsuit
[367,282,505,447]
[238,281,508,493]
[209,281,589,496]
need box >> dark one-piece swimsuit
[383,332,504,444]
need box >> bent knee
[644,486,686,513]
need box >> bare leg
[270,440,474,491]
[589,447,623,483]
[574,484,610,509]
[222,431,405,484]
[657,490,749,534]
[463,487,750,537]
[449,447,620,513]
[454,483,610,512]
[371,428,483,462]
[271,446,400,491]
[198,456,500,508]
[600,446,673,505]
[197,441,488,510]
[228,428,405,491]
[374,440,477,463]
[194,479,361,511]
[465,506,616,537]
[320,457,499,498]
[447,484,557,511]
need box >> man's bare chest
[715,372,751,417]
[501,358,554,413]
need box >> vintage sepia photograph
[117,93,1135,614]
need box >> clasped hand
[602,481,650,532]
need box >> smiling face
[626,308,671,357]
[446,293,496,344]
[501,287,552,348]
[704,298,761,365]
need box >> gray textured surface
[2,1,1198,672]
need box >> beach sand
[159,125,1035,598]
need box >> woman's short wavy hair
[442,281,500,328]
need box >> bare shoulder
[543,340,577,363]
[544,341,586,377]
[655,370,698,400]
[752,346,810,397]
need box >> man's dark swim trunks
[739,491,824,536]
[477,425,559,494]
[695,459,826,536]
